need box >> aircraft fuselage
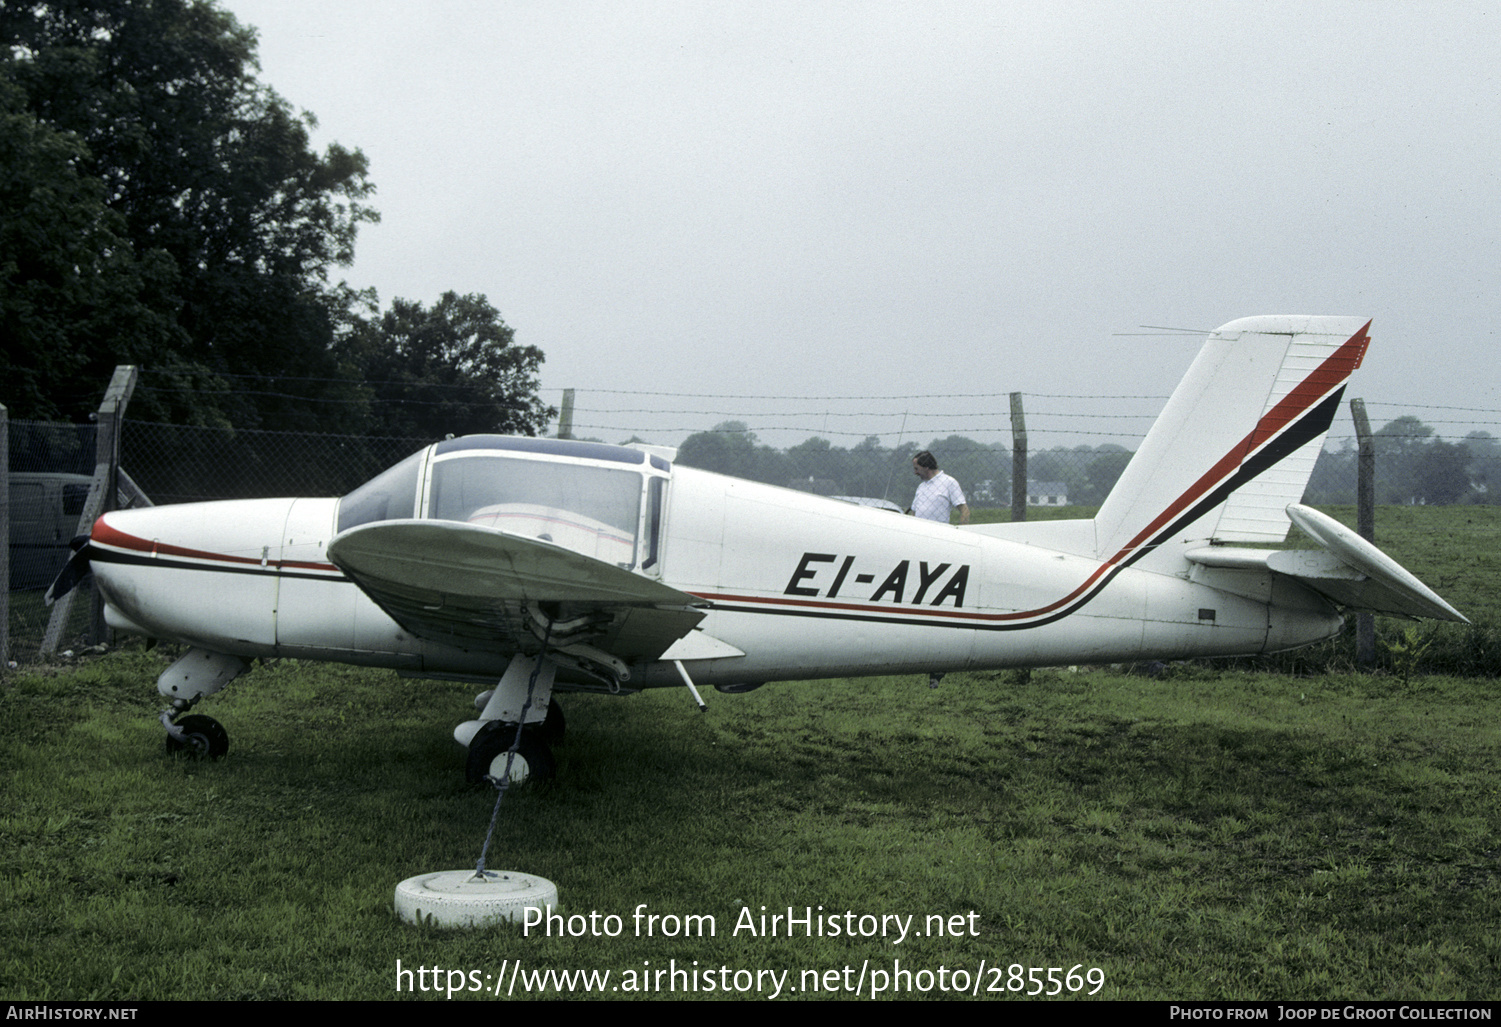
[89,455,1342,692]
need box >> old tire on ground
[395,870,559,928]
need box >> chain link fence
[121,421,436,505]
[6,405,1494,667]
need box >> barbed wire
[577,388,1175,401]
[130,368,1501,416]
[137,369,508,393]
[1364,402,1501,414]
[572,422,1159,441]
[573,406,1161,420]
[117,369,1501,450]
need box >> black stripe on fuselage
[87,547,347,584]
[699,389,1347,633]
[85,391,1345,635]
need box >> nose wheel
[164,714,229,759]
[156,649,243,760]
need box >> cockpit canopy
[337,436,670,572]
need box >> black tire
[465,721,555,786]
[540,698,565,746]
[165,714,229,759]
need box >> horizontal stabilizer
[1185,505,1466,623]
[1283,505,1466,622]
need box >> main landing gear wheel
[165,714,229,759]
[394,870,559,928]
[540,698,565,746]
[465,721,556,786]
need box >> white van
[8,472,94,589]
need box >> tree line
[2,0,551,438]
[671,421,1132,509]
[1305,418,1501,506]
[671,418,1501,509]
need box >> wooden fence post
[1350,397,1376,669]
[1010,392,1027,522]
[41,366,137,655]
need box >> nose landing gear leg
[157,648,246,759]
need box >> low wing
[327,520,708,665]
[1185,504,1467,623]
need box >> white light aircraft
[50,316,1465,782]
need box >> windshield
[337,449,425,533]
[428,455,645,568]
[338,441,667,572]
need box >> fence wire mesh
[7,401,1498,667]
[121,421,437,505]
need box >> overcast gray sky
[223,0,1500,452]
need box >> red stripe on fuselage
[90,516,339,574]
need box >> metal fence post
[1350,397,1376,669]
[1010,392,1027,522]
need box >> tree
[848,434,918,502]
[1413,440,1472,505]
[1374,416,1437,504]
[1464,431,1501,459]
[0,75,183,418]
[1365,416,1479,505]
[2,0,377,427]
[1079,447,1133,505]
[338,292,553,439]
[1464,433,1501,505]
[1305,440,1358,505]
[785,436,837,488]
[677,421,759,477]
[677,421,789,483]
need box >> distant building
[1027,481,1068,506]
[972,479,1001,504]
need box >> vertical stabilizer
[1093,316,1370,572]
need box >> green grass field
[2,505,1498,1001]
